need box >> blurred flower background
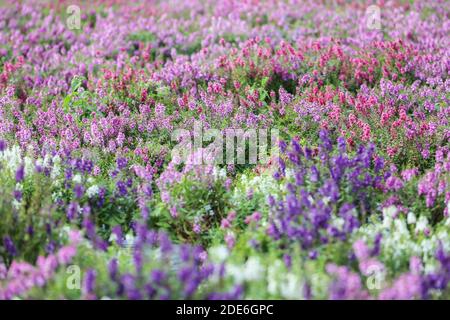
[0,0,449,299]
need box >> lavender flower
[15,165,25,183]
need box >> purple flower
[35,164,43,173]
[310,165,320,182]
[3,236,17,257]
[401,168,418,182]
[283,254,292,269]
[279,140,287,153]
[143,184,153,198]
[66,202,79,221]
[116,157,128,170]
[74,158,83,172]
[83,218,95,238]
[116,180,128,196]
[337,137,346,153]
[267,195,276,207]
[145,284,156,298]
[0,140,6,152]
[15,165,25,183]
[308,250,318,260]
[371,233,382,256]
[159,232,172,254]
[319,129,332,151]
[82,159,94,173]
[151,270,166,285]
[374,157,384,172]
[46,241,56,254]
[83,269,96,296]
[13,189,22,201]
[133,248,143,273]
[65,168,73,181]
[112,225,124,246]
[386,176,404,191]
[74,184,84,199]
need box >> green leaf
[62,94,72,112]
[70,76,84,92]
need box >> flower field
[0,0,449,300]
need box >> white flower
[12,199,21,210]
[72,174,82,184]
[354,206,449,268]
[36,158,43,167]
[424,263,437,274]
[109,233,118,243]
[227,257,265,284]
[123,234,135,248]
[415,216,428,234]
[267,260,283,295]
[60,225,73,237]
[86,185,100,198]
[243,257,265,281]
[209,245,229,262]
[436,231,449,251]
[49,155,62,179]
[226,264,245,284]
[446,203,450,222]
[281,274,301,299]
[52,155,61,164]
[407,212,416,224]
[382,206,397,228]
[52,190,63,201]
[213,167,226,180]
[24,156,33,176]
[51,162,61,179]
[0,145,21,172]
[394,219,408,235]
[331,217,345,230]
[421,239,433,254]
[43,154,52,167]
[322,196,331,206]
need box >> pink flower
[68,230,82,244]
[170,206,178,218]
[353,240,370,261]
[221,219,231,229]
[227,211,237,221]
[401,168,418,182]
[57,246,77,265]
[224,232,235,249]
[245,211,262,224]
[0,263,7,280]
[409,256,422,275]
[193,223,201,234]
[386,176,404,191]
[359,259,384,275]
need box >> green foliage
[0,163,61,266]
[152,177,229,246]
